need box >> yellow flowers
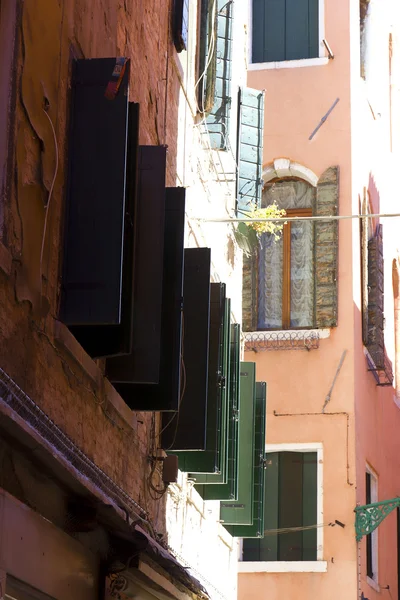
[246,204,286,240]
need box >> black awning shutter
[108,187,186,411]
[61,58,130,327]
[106,145,167,383]
[162,248,212,441]
[66,102,140,358]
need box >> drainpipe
[393,257,400,398]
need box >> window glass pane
[290,221,314,327]
[258,233,283,329]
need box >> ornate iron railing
[244,330,320,352]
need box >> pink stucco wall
[241,0,400,597]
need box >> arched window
[258,179,315,329]
[242,164,340,333]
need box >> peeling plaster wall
[0,0,183,536]
[0,0,246,593]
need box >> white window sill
[367,576,380,592]
[238,561,328,573]
[248,57,329,71]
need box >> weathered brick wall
[0,0,183,534]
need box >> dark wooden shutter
[367,225,385,368]
[206,0,234,149]
[220,362,256,526]
[61,58,130,327]
[302,453,318,560]
[224,381,267,538]
[162,248,211,446]
[314,166,339,327]
[252,0,319,63]
[106,146,167,383]
[172,284,227,473]
[236,87,264,213]
[173,0,189,52]
[108,187,186,411]
[67,102,140,358]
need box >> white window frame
[247,0,328,70]
[366,464,379,591]
[238,442,326,573]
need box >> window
[252,0,320,63]
[5,576,55,600]
[242,165,339,333]
[242,450,320,562]
[173,0,190,52]
[366,467,378,586]
[258,180,315,329]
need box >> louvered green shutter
[236,87,264,213]
[252,0,319,64]
[224,381,266,538]
[314,166,339,327]
[220,363,256,526]
[206,0,233,149]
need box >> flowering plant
[246,203,286,240]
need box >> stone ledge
[53,320,102,386]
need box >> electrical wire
[264,522,342,536]
[40,107,59,275]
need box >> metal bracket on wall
[355,497,400,541]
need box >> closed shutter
[206,0,234,149]
[61,58,130,327]
[236,87,264,213]
[314,166,339,327]
[367,225,385,368]
[252,0,319,64]
[173,0,190,52]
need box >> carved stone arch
[262,159,319,187]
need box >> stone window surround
[241,159,339,334]
[247,0,326,67]
[238,443,327,573]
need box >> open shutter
[314,166,339,327]
[236,87,264,213]
[108,187,186,411]
[106,146,167,383]
[173,0,189,52]
[162,248,211,446]
[224,381,266,538]
[206,0,234,149]
[220,362,256,526]
[367,224,385,368]
[61,58,130,327]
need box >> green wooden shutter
[220,363,256,525]
[225,381,266,538]
[236,87,264,213]
[314,166,339,327]
[243,451,278,561]
[367,224,385,368]
[302,453,318,560]
[206,0,233,149]
[252,0,319,64]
